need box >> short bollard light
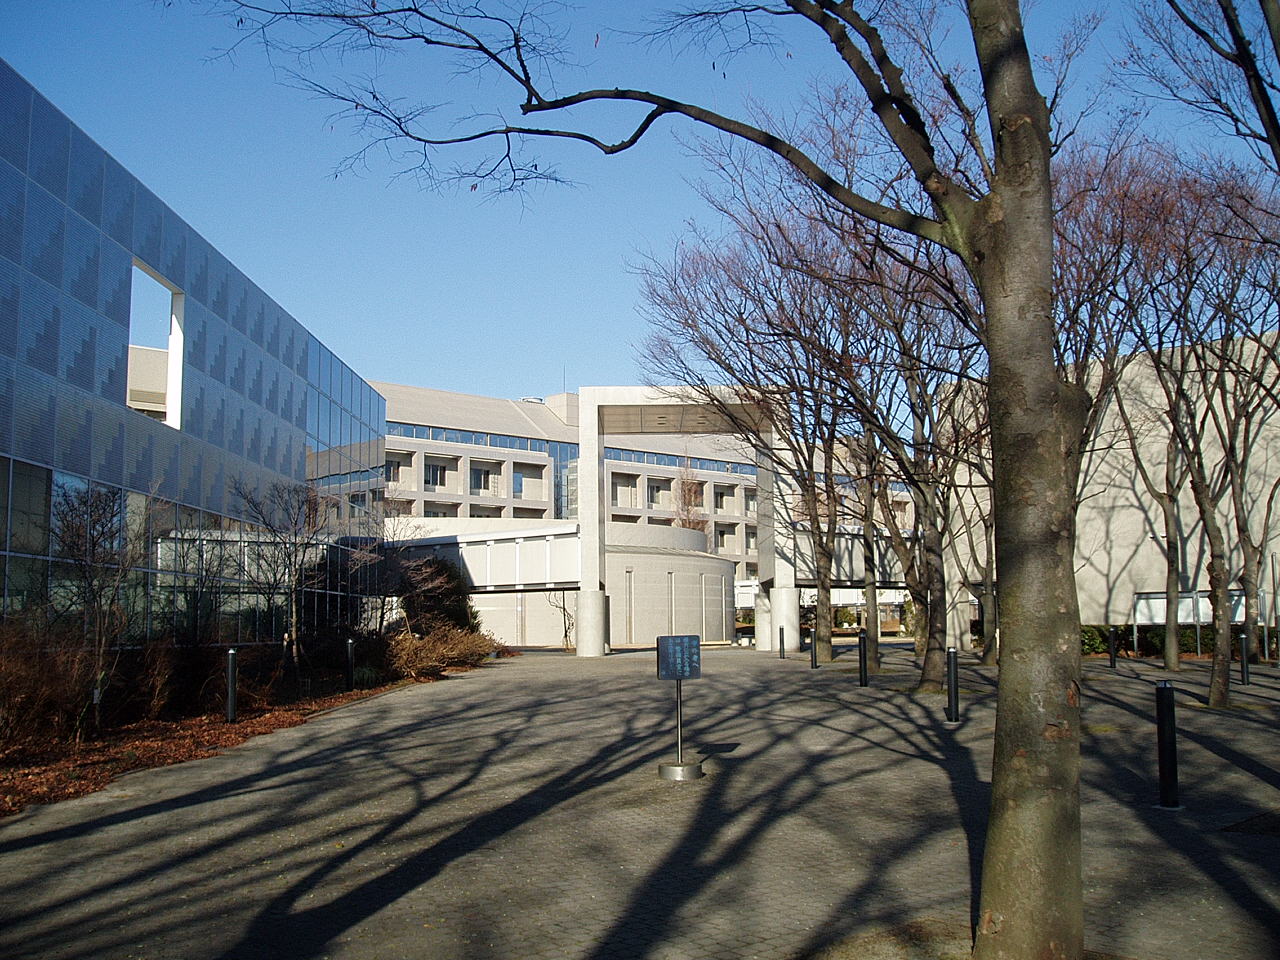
[1240,632,1251,686]
[810,630,818,669]
[346,638,356,692]
[657,635,704,781]
[944,647,960,726]
[778,626,785,660]
[1156,680,1180,809]
[1107,626,1118,670]
[225,648,238,724]
[858,627,869,687]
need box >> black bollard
[346,638,356,691]
[225,648,238,724]
[945,647,960,724]
[1156,680,1179,808]
[858,627,869,687]
[1107,626,1117,670]
[810,631,818,669]
[779,626,785,659]
[1240,632,1251,686]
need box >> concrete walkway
[1,645,1277,960]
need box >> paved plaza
[1,644,1277,960]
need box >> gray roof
[370,381,578,442]
[371,380,756,464]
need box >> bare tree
[1128,0,1280,174]
[1112,391,1192,670]
[230,478,335,672]
[850,436,888,673]
[1122,168,1280,705]
[398,555,478,633]
[640,222,854,665]
[47,481,150,732]
[215,3,1089,954]
[672,463,711,542]
[547,589,575,649]
[825,240,987,690]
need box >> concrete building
[374,381,761,649]
[375,380,763,576]
[1071,352,1280,633]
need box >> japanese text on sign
[657,635,701,680]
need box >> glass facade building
[0,59,385,640]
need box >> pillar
[772,586,801,654]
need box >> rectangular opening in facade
[127,260,184,429]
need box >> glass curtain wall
[0,59,386,644]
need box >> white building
[372,382,778,650]
[373,382,762,578]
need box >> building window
[612,473,638,508]
[425,463,446,488]
[744,489,757,514]
[716,527,729,549]
[745,526,758,551]
[512,471,524,498]
[384,458,402,483]
[471,466,496,495]
[647,481,669,508]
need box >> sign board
[657,635,701,680]
[1133,591,1246,626]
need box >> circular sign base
[659,761,705,781]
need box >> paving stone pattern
[0,645,1277,960]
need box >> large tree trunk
[814,539,835,663]
[1206,549,1234,708]
[979,586,999,665]
[1161,501,1182,671]
[1188,472,1233,707]
[1234,504,1262,673]
[862,515,883,674]
[966,6,1085,951]
[971,259,1085,958]
[917,512,948,692]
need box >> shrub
[398,556,479,633]
[1081,626,1107,655]
[0,621,94,741]
[388,619,499,680]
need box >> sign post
[657,635,704,781]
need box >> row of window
[386,421,579,459]
[603,447,758,476]
[387,423,756,480]
[387,459,540,499]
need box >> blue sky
[1,1,1137,401]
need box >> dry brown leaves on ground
[0,684,405,819]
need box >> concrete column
[772,586,801,655]
[577,390,608,657]
[756,434,799,653]
[409,449,423,492]
[755,588,774,652]
[578,589,608,657]
[164,291,185,430]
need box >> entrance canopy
[575,386,774,656]
[596,397,767,436]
